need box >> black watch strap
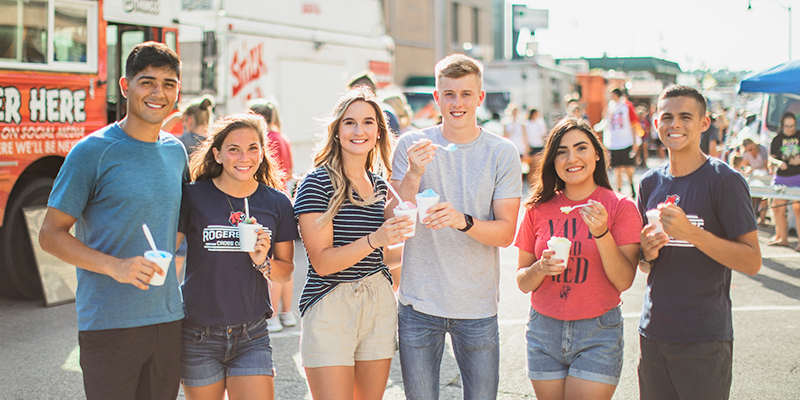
[639,248,654,263]
[458,213,474,232]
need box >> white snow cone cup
[393,203,418,238]
[144,250,173,286]
[646,209,663,234]
[238,222,263,252]
[546,236,571,268]
[415,189,440,224]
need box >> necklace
[225,193,250,226]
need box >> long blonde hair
[190,112,285,188]
[312,87,393,225]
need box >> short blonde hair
[434,54,483,91]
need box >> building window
[472,7,479,45]
[451,2,458,44]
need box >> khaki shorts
[300,272,397,368]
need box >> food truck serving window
[0,0,97,72]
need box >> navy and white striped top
[294,166,392,316]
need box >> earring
[377,136,381,140]
[335,135,339,139]
[216,159,221,164]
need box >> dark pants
[79,320,182,400]
[638,335,732,400]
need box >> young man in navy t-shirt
[40,42,186,400]
[637,85,761,400]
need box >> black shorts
[638,335,732,400]
[610,146,635,167]
[79,320,182,400]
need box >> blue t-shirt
[178,179,299,327]
[293,166,391,316]
[48,123,188,331]
[637,158,757,342]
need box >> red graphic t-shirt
[514,186,642,320]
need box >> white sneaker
[267,316,283,332]
[279,312,297,327]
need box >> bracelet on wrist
[594,227,610,239]
[366,233,377,250]
[253,258,271,274]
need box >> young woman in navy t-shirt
[177,113,298,400]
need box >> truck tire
[0,177,53,300]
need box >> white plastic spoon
[142,224,161,255]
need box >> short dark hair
[657,85,706,117]
[780,111,797,133]
[125,41,181,79]
[611,88,623,98]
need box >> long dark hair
[525,117,611,208]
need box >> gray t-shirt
[392,125,522,319]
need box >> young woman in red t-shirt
[515,117,641,400]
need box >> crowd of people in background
[38,41,768,400]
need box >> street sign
[513,6,548,30]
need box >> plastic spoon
[382,177,410,210]
[559,202,593,214]
[142,224,163,257]
[433,143,457,152]
[244,197,250,219]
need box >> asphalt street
[2,162,800,399]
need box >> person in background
[700,112,720,158]
[739,138,770,224]
[391,54,522,400]
[384,95,415,136]
[605,88,640,198]
[294,87,411,399]
[650,103,665,160]
[636,106,651,167]
[638,85,761,399]
[249,100,296,332]
[504,106,530,180]
[177,113,297,400]
[526,108,547,182]
[169,95,215,273]
[515,117,640,400]
[39,42,185,400]
[768,112,800,249]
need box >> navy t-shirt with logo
[178,178,299,327]
[637,158,756,343]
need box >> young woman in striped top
[294,87,412,399]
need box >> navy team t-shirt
[637,158,756,343]
[179,179,299,327]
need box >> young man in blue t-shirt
[39,42,186,400]
[637,85,761,399]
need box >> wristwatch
[639,248,655,264]
[458,213,474,232]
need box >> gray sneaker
[279,312,297,327]
[267,316,283,332]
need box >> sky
[520,0,796,73]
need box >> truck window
[0,0,96,71]
[54,2,89,63]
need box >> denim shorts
[525,306,623,385]
[181,316,274,387]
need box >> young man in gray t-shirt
[391,54,521,399]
